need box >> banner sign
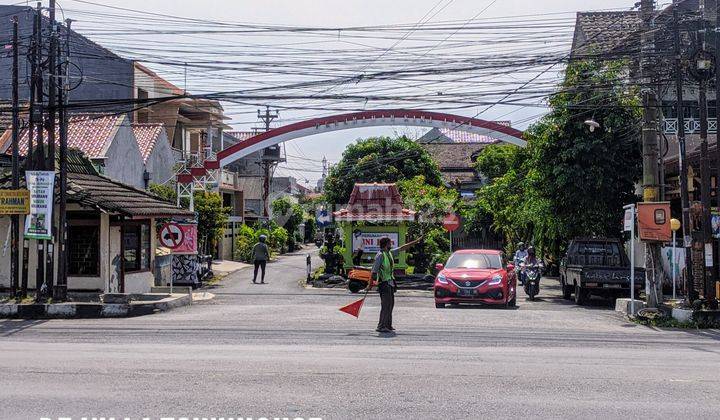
[24,171,55,240]
[351,231,399,254]
[0,189,30,215]
[159,222,197,255]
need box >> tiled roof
[0,113,124,157]
[572,11,641,56]
[418,127,504,144]
[334,183,415,222]
[132,123,165,162]
[66,172,193,217]
[0,149,192,218]
[421,142,492,170]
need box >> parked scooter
[523,262,542,300]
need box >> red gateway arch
[216,109,526,167]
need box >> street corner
[0,293,193,319]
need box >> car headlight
[488,274,503,285]
[437,274,449,284]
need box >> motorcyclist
[513,242,528,267]
[525,246,539,266]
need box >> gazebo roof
[333,183,415,222]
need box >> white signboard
[623,207,634,232]
[24,171,55,240]
[351,231,399,254]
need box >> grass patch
[633,315,720,329]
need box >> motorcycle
[514,259,525,286]
[523,262,542,300]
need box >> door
[108,225,122,293]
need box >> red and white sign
[442,213,460,232]
[159,222,197,254]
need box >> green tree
[271,196,304,249]
[323,136,442,203]
[397,176,459,273]
[194,191,231,255]
[471,59,642,259]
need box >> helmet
[527,246,536,256]
[259,234,267,242]
[517,242,526,249]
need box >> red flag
[339,297,366,318]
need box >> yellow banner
[0,189,31,215]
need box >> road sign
[159,222,184,249]
[442,213,460,232]
[0,189,30,215]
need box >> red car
[433,249,517,308]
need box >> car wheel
[574,284,587,305]
[561,279,572,300]
[348,280,364,293]
[435,302,446,308]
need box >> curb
[0,294,193,319]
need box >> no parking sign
[159,222,197,254]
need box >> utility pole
[257,106,279,218]
[640,0,663,307]
[54,18,71,301]
[714,0,720,307]
[44,0,58,295]
[34,2,46,301]
[673,6,697,303]
[10,15,20,297]
[22,4,40,299]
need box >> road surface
[1,250,719,419]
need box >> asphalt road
[1,250,719,420]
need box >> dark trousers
[253,259,267,282]
[378,281,395,329]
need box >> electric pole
[713,0,720,308]
[256,106,279,218]
[44,0,58,295]
[54,18,71,301]
[10,15,20,297]
[640,0,663,307]
[673,6,697,304]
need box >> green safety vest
[379,251,394,282]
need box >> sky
[7,0,644,186]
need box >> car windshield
[445,253,502,269]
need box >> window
[123,222,151,272]
[67,225,100,276]
[445,253,502,269]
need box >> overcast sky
[9,0,644,185]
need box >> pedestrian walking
[252,235,270,284]
[367,235,423,333]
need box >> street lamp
[670,218,681,300]
[584,118,600,132]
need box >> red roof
[1,114,124,158]
[333,183,416,222]
[132,123,165,162]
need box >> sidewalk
[212,260,251,276]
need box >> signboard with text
[24,171,55,240]
[351,231,399,254]
[0,189,30,215]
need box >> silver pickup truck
[560,238,644,305]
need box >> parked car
[560,238,644,305]
[434,249,517,308]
